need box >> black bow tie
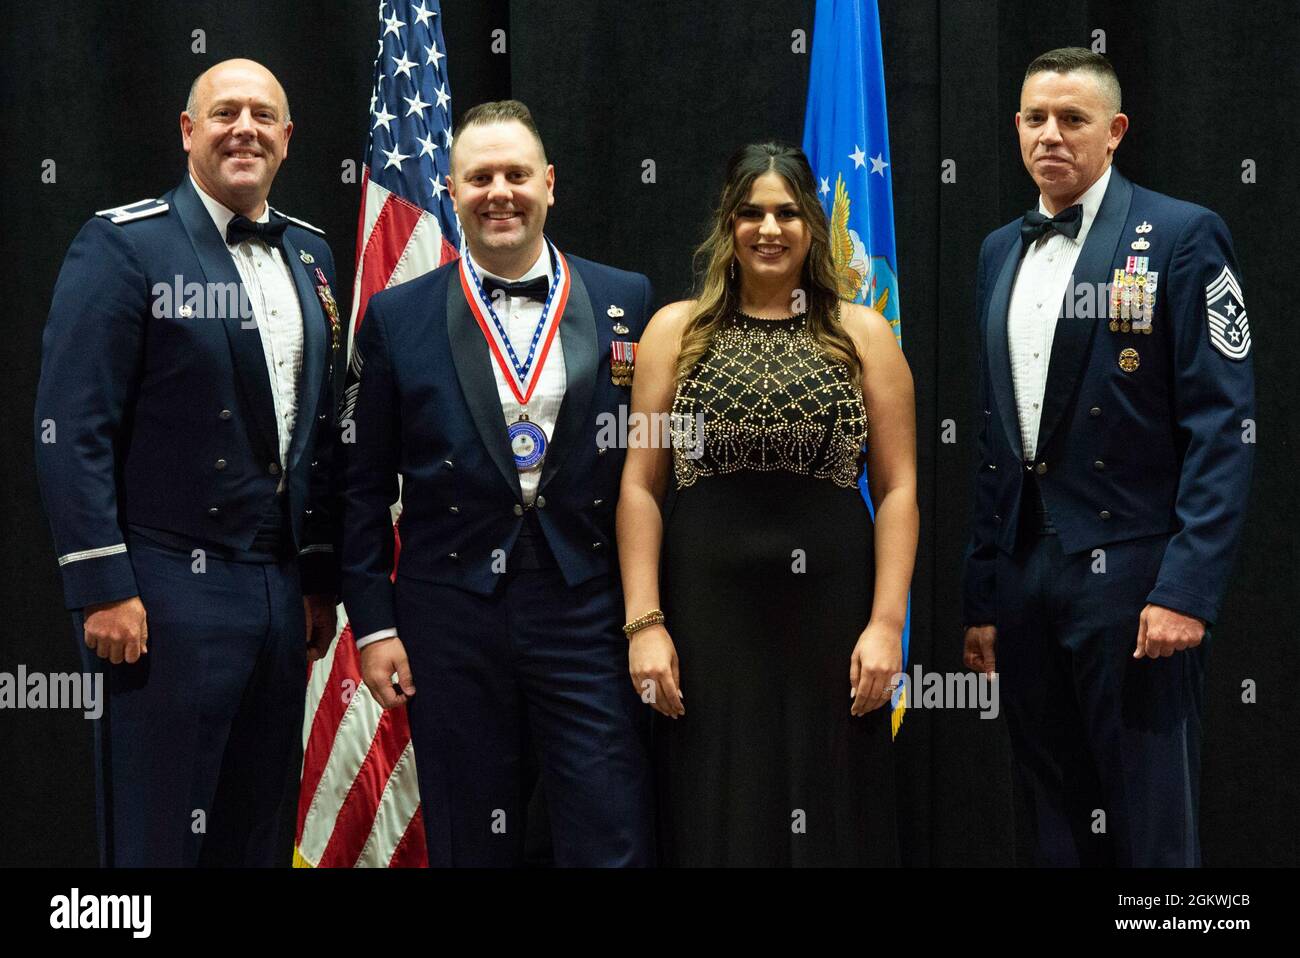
[1021,205,1083,246]
[226,214,288,250]
[481,274,550,303]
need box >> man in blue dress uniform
[962,49,1255,866]
[341,100,654,866]
[34,59,343,866]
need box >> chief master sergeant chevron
[33,59,344,867]
[961,48,1255,867]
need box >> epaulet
[270,206,325,236]
[95,198,169,225]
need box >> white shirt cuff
[354,627,398,650]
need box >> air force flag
[802,0,910,735]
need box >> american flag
[294,0,459,868]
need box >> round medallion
[509,418,548,470]
[1118,347,1140,373]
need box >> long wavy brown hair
[676,142,861,384]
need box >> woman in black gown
[617,142,917,866]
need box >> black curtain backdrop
[2,0,1295,867]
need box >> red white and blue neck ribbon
[458,236,570,406]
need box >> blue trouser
[74,532,307,867]
[396,566,653,867]
[996,530,1207,867]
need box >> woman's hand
[628,625,684,718]
[849,620,903,717]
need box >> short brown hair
[451,99,548,170]
[1024,47,1121,114]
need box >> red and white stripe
[294,166,457,869]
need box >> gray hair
[1024,47,1121,115]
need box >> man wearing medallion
[961,48,1255,866]
[34,59,342,866]
[341,100,654,866]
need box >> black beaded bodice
[670,311,868,489]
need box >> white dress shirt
[355,243,568,651]
[469,244,567,505]
[1007,165,1112,461]
[191,177,304,486]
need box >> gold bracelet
[622,609,665,637]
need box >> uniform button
[1093,460,1105,470]
[442,459,454,470]
[208,507,220,517]
[993,514,1002,522]
[983,409,991,416]
[449,505,460,514]
[305,509,313,516]
[318,413,327,422]
[591,541,603,551]
[448,552,460,560]
[311,460,319,469]
[271,308,279,316]
[513,504,524,517]
[268,463,281,476]
[596,446,608,456]
[1035,462,1047,476]
[593,498,604,507]
[1032,401,1039,409]
[535,495,546,509]
[215,459,227,470]
[219,408,233,420]
[1089,406,1101,417]
[1099,510,1112,520]
[987,464,997,472]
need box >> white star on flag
[416,132,437,157]
[870,153,889,176]
[382,144,411,170]
[426,43,445,69]
[434,83,451,110]
[819,177,830,196]
[412,0,436,26]
[404,92,431,117]
[372,103,396,132]
[849,144,866,169]
[382,9,405,36]
[392,51,417,79]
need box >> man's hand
[359,636,415,709]
[1134,604,1205,659]
[303,595,338,662]
[963,624,997,676]
[83,596,148,665]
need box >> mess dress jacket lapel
[340,253,652,639]
[964,168,1255,626]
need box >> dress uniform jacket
[964,168,1255,627]
[340,253,652,638]
[35,175,343,607]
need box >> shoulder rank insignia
[1205,265,1251,360]
[95,198,169,224]
[269,206,326,236]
